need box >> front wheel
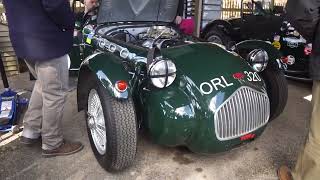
[86,83,137,172]
[260,67,288,121]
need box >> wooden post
[194,0,203,37]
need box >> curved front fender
[77,52,132,111]
[235,40,283,70]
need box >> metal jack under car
[70,0,288,172]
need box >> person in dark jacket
[278,0,320,179]
[3,0,83,157]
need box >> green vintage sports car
[70,0,288,172]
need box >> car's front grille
[214,86,270,141]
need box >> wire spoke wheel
[88,89,107,155]
[85,82,137,172]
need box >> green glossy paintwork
[75,24,272,153]
[82,52,132,97]
[141,43,267,153]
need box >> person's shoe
[20,136,41,145]
[42,140,84,157]
[277,166,293,180]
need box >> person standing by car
[74,0,98,26]
[278,0,320,179]
[3,0,84,156]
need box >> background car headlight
[149,59,177,88]
[247,49,268,72]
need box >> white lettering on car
[244,71,261,82]
[200,76,234,94]
[210,78,224,91]
[221,76,234,87]
[200,82,214,95]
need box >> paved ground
[0,73,313,180]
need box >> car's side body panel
[77,51,133,111]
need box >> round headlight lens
[247,49,268,72]
[149,60,177,88]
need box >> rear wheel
[86,82,137,172]
[260,67,288,121]
[204,27,230,46]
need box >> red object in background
[304,44,312,56]
[179,18,195,35]
[240,133,256,141]
[233,72,245,80]
[116,80,128,92]
[281,56,289,64]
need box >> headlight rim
[247,49,269,72]
[148,58,177,88]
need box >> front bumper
[145,84,270,154]
[187,86,270,154]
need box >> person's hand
[175,16,182,25]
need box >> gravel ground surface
[0,73,312,180]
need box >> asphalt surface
[0,73,312,180]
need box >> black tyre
[86,82,137,172]
[260,67,288,121]
[204,27,230,46]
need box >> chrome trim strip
[96,37,147,63]
[81,51,104,66]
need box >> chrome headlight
[148,59,177,88]
[247,49,268,72]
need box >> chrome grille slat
[248,90,252,131]
[258,96,262,127]
[252,91,256,130]
[235,93,240,135]
[231,99,235,135]
[228,102,232,137]
[253,92,257,129]
[240,90,245,134]
[243,89,248,134]
[254,93,259,128]
[214,86,270,141]
[222,105,226,138]
[247,90,251,131]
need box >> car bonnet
[97,0,179,23]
